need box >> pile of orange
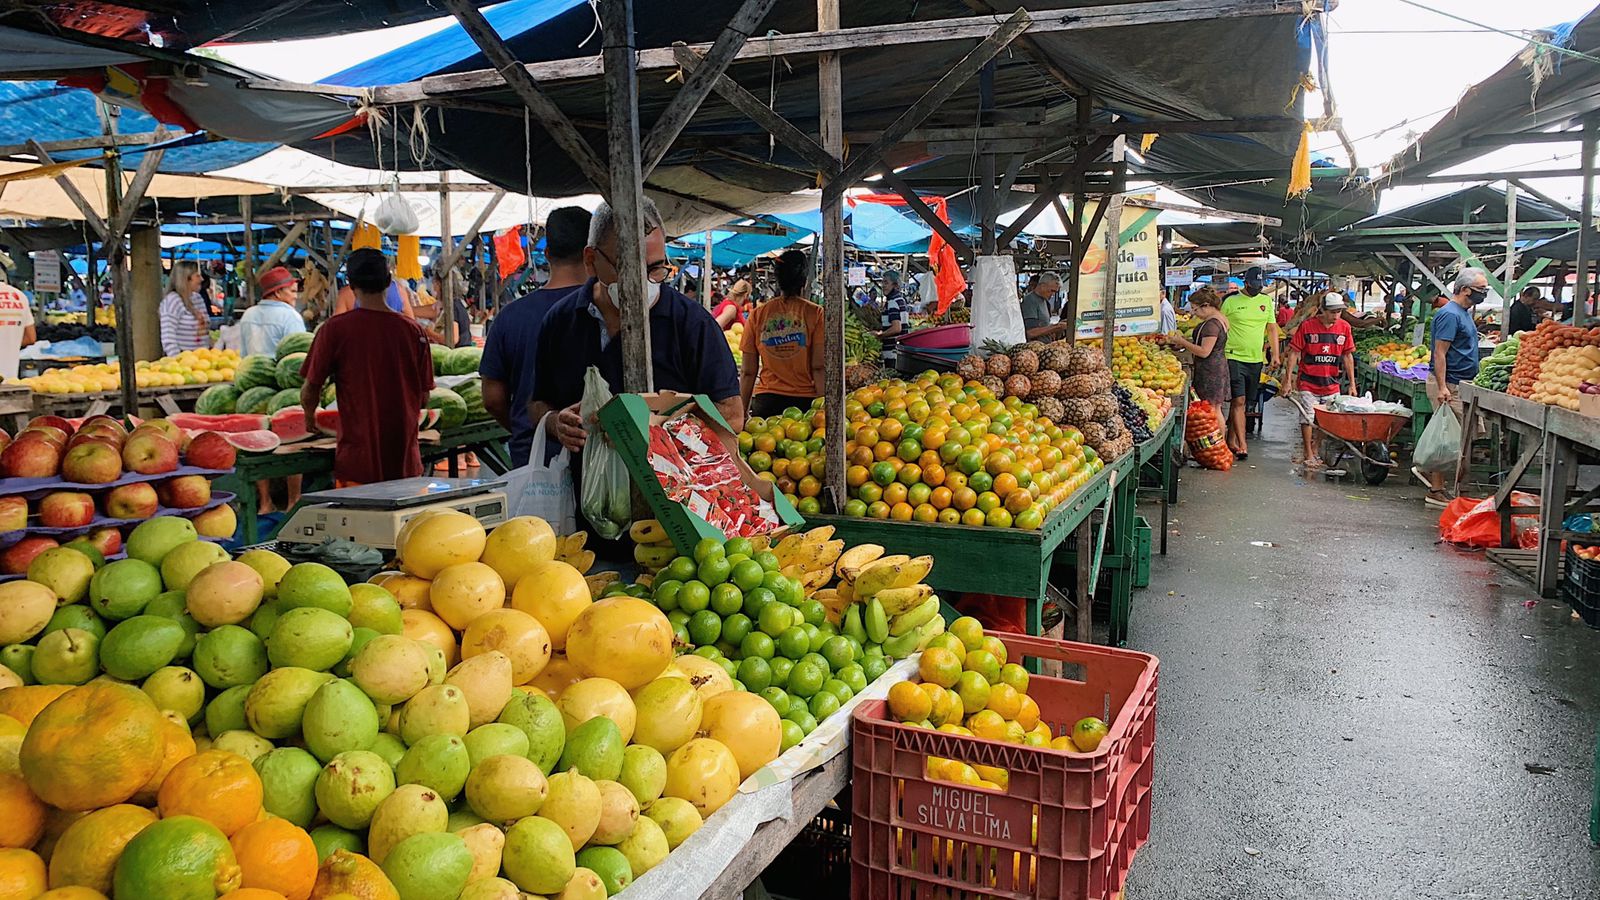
[739,372,1102,530]
[1086,337,1184,394]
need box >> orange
[798,476,822,498]
[856,482,883,504]
[222,891,290,900]
[134,711,197,805]
[20,683,163,811]
[230,818,317,900]
[951,487,977,511]
[35,887,111,899]
[1016,695,1041,731]
[158,750,264,837]
[867,501,890,519]
[873,441,895,461]
[887,682,933,723]
[878,419,903,441]
[912,504,938,523]
[889,502,914,521]
[1004,490,1034,515]
[960,508,987,527]
[937,508,961,525]
[48,804,158,895]
[966,710,1006,740]
[921,463,946,487]
[0,849,45,900]
[929,486,953,509]
[945,470,967,491]
[845,465,869,488]
[985,507,1013,529]
[769,457,789,479]
[992,472,1018,498]
[0,774,45,849]
[985,683,1023,720]
[906,483,932,506]
[979,635,1008,665]
[895,463,921,485]
[975,491,1001,513]
[917,648,962,689]
[882,483,908,506]
[788,458,811,480]
[919,684,951,726]
[0,684,73,727]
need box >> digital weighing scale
[276,477,508,550]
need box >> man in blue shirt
[1419,267,1486,506]
[239,266,306,357]
[530,196,741,479]
[479,206,590,467]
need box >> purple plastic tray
[0,492,235,549]
[0,534,229,583]
[0,465,235,500]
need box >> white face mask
[605,278,660,308]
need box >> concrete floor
[1123,408,1600,899]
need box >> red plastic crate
[851,633,1157,900]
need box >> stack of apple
[0,414,239,575]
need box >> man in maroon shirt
[300,248,435,485]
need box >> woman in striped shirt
[160,261,210,355]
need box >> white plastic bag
[970,255,1024,348]
[500,414,576,534]
[1413,401,1461,472]
[578,366,630,539]
[373,184,419,235]
[919,270,940,312]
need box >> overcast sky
[216,1,1600,215]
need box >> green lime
[730,560,766,592]
[710,583,743,616]
[787,660,825,698]
[698,556,732,587]
[809,691,841,720]
[664,557,698,582]
[797,599,826,627]
[736,657,772,692]
[721,612,753,647]
[716,657,739,681]
[692,645,722,660]
[782,703,813,726]
[754,550,782,572]
[837,664,868,694]
[758,687,790,716]
[806,625,830,654]
[601,583,631,598]
[692,538,724,563]
[725,554,750,573]
[723,537,754,558]
[862,656,889,681]
[678,581,711,613]
[758,602,793,637]
[742,587,776,619]
[672,621,690,648]
[740,631,776,660]
[715,641,739,659]
[780,720,805,751]
[777,576,805,606]
[822,678,853,704]
[761,571,791,595]
[687,610,722,646]
[861,641,882,656]
[768,656,794,688]
[799,652,829,674]
[777,627,810,660]
[666,609,691,628]
[653,579,684,610]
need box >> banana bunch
[832,551,942,659]
[629,518,676,573]
[584,571,620,598]
[772,525,844,593]
[556,531,596,575]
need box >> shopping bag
[500,414,575,534]
[578,366,631,539]
[970,255,1025,348]
[373,183,419,235]
[1438,491,1538,548]
[1412,402,1461,472]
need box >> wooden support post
[1578,116,1596,326]
[978,63,998,256]
[1101,136,1127,367]
[436,189,507,273]
[439,172,455,342]
[254,220,310,277]
[96,102,136,417]
[671,45,838,176]
[128,227,162,364]
[26,140,108,240]
[323,219,336,315]
[878,170,973,264]
[1503,182,1517,331]
[995,136,1113,248]
[241,196,257,307]
[1065,94,1089,344]
[600,0,652,393]
[819,0,847,510]
[702,231,715,308]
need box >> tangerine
[937,508,962,525]
[157,750,264,837]
[889,502,914,521]
[230,817,317,900]
[887,683,932,723]
[917,648,961,688]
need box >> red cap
[258,266,296,296]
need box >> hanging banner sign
[847,266,868,287]
[32,251,60,293]
[1075,200,1161,339]
[1164,265,1194,288]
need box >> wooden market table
[27,383,213,420]
[0,385,32,432]
[805,450,1139,652]
[214,421,513,545]
[695,754,849,899]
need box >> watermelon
[268,389,302,413]
[235,354,278,392]
[169,413,270,433]
[441,346,483,376]
[194,384,241,415]
[430,343,452,375]
[222,429,282,453]
[454,379,490,423]
[418,409,442,430]
[276,331,314,359]
[276,352,307,390]
[236,386,277,415]
[314,408,341,437]
[426,388,469,430]
[321,383,336,407]
[269,407,313,442]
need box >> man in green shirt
[1220,267,1281,459]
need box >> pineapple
[1017,341,1047,354]
[956,354,986,381]
[1081,421,1108,445]
[1011,348,1040,375]
[1041,343,1072,372]
[978,375,1005,396]
[1004,374,1032,399]
[1060,397,1094,425]
[986,353,1012,378]
[1036,396,1066,423]
[1091,392,1119,420]
[1030,369,1062,399]
[1069,345,1107,373]
[1060,373,1098,398]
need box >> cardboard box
[597,392,803,555]
[1580,392,1600,418]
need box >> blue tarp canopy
[668,201,941,266]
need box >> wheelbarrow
[1312,406,1410,485]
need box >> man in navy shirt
[1419,267,1486,506]
[531,196,742,465]
[479,206,591,467]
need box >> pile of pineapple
[956,342,1133,461]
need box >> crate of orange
[850,630,1157,900]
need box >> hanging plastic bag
[373,183,419,236]
[969,255,1024,348]
[1412,402,1461,472]
[578,366,631,539]
[500,414,576,534]
[1184,400,1233,471]
[1438,491,1539,548]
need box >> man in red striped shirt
[1284,292,1358,469]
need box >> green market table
[1364,364,1434,446]
[1136,404,1184,557]
[215,422,512,544]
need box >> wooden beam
[1,132,167,158]
[26,140,108,239]
[1394,244,1451,295]
[1396,168,1584,185]
[878,169,974,264]
[286,182,504,194]
[1100,135,1127,366]
[1509,178,1581,220]
[640,0,779,176]
[242,196,257,305]
[958,0,1086,96]
[364,0,1313,104]
[1461,130,1584,147]
[253,220,310,277]
[897,117,1305,143]
[284,223,331,269]
[823,9,1032,200]
[1342,221,1577,239]
[601,0,652,393]
[672,45,838,175]
[819,0,847,511]
[995,136,1113,246]
[105,138,166,242]
[1130,198,1282,227]
[439,0,612,195]
[437,189,508,272]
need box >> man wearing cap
[1283,292,1358,469]
[240,266,306,358]
[876,269,909,343]
[1221,266,1281,459]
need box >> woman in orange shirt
[740,250,824,418]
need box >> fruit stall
[12,349,245,421]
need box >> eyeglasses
[595,248,674,284]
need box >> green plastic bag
[578,366,630,539]
[1412,401,1461,472]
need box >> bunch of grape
[1113,384,1154,444]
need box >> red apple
[157,475,212,509]
[135,418,189,450]
[38,491,95,528]
[0,427,9,456]
[18,426,66,450]
[76,424,126,449]
[1,435,63,478]
[27,415,75,437]
[106,482,159,519]
[0,496,25,531]
[1,536,59,574]
[184,432,237,470]
[61,441,123,484]
[192,504,237,539]
[121,430,179,475]
[87,526,123,557]
[81,414,125,435]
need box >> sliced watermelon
[315,408,341,437]
[268,406,314,443]
[169,413,271,434]
[222,429,282,453]
[417,409,441,430]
